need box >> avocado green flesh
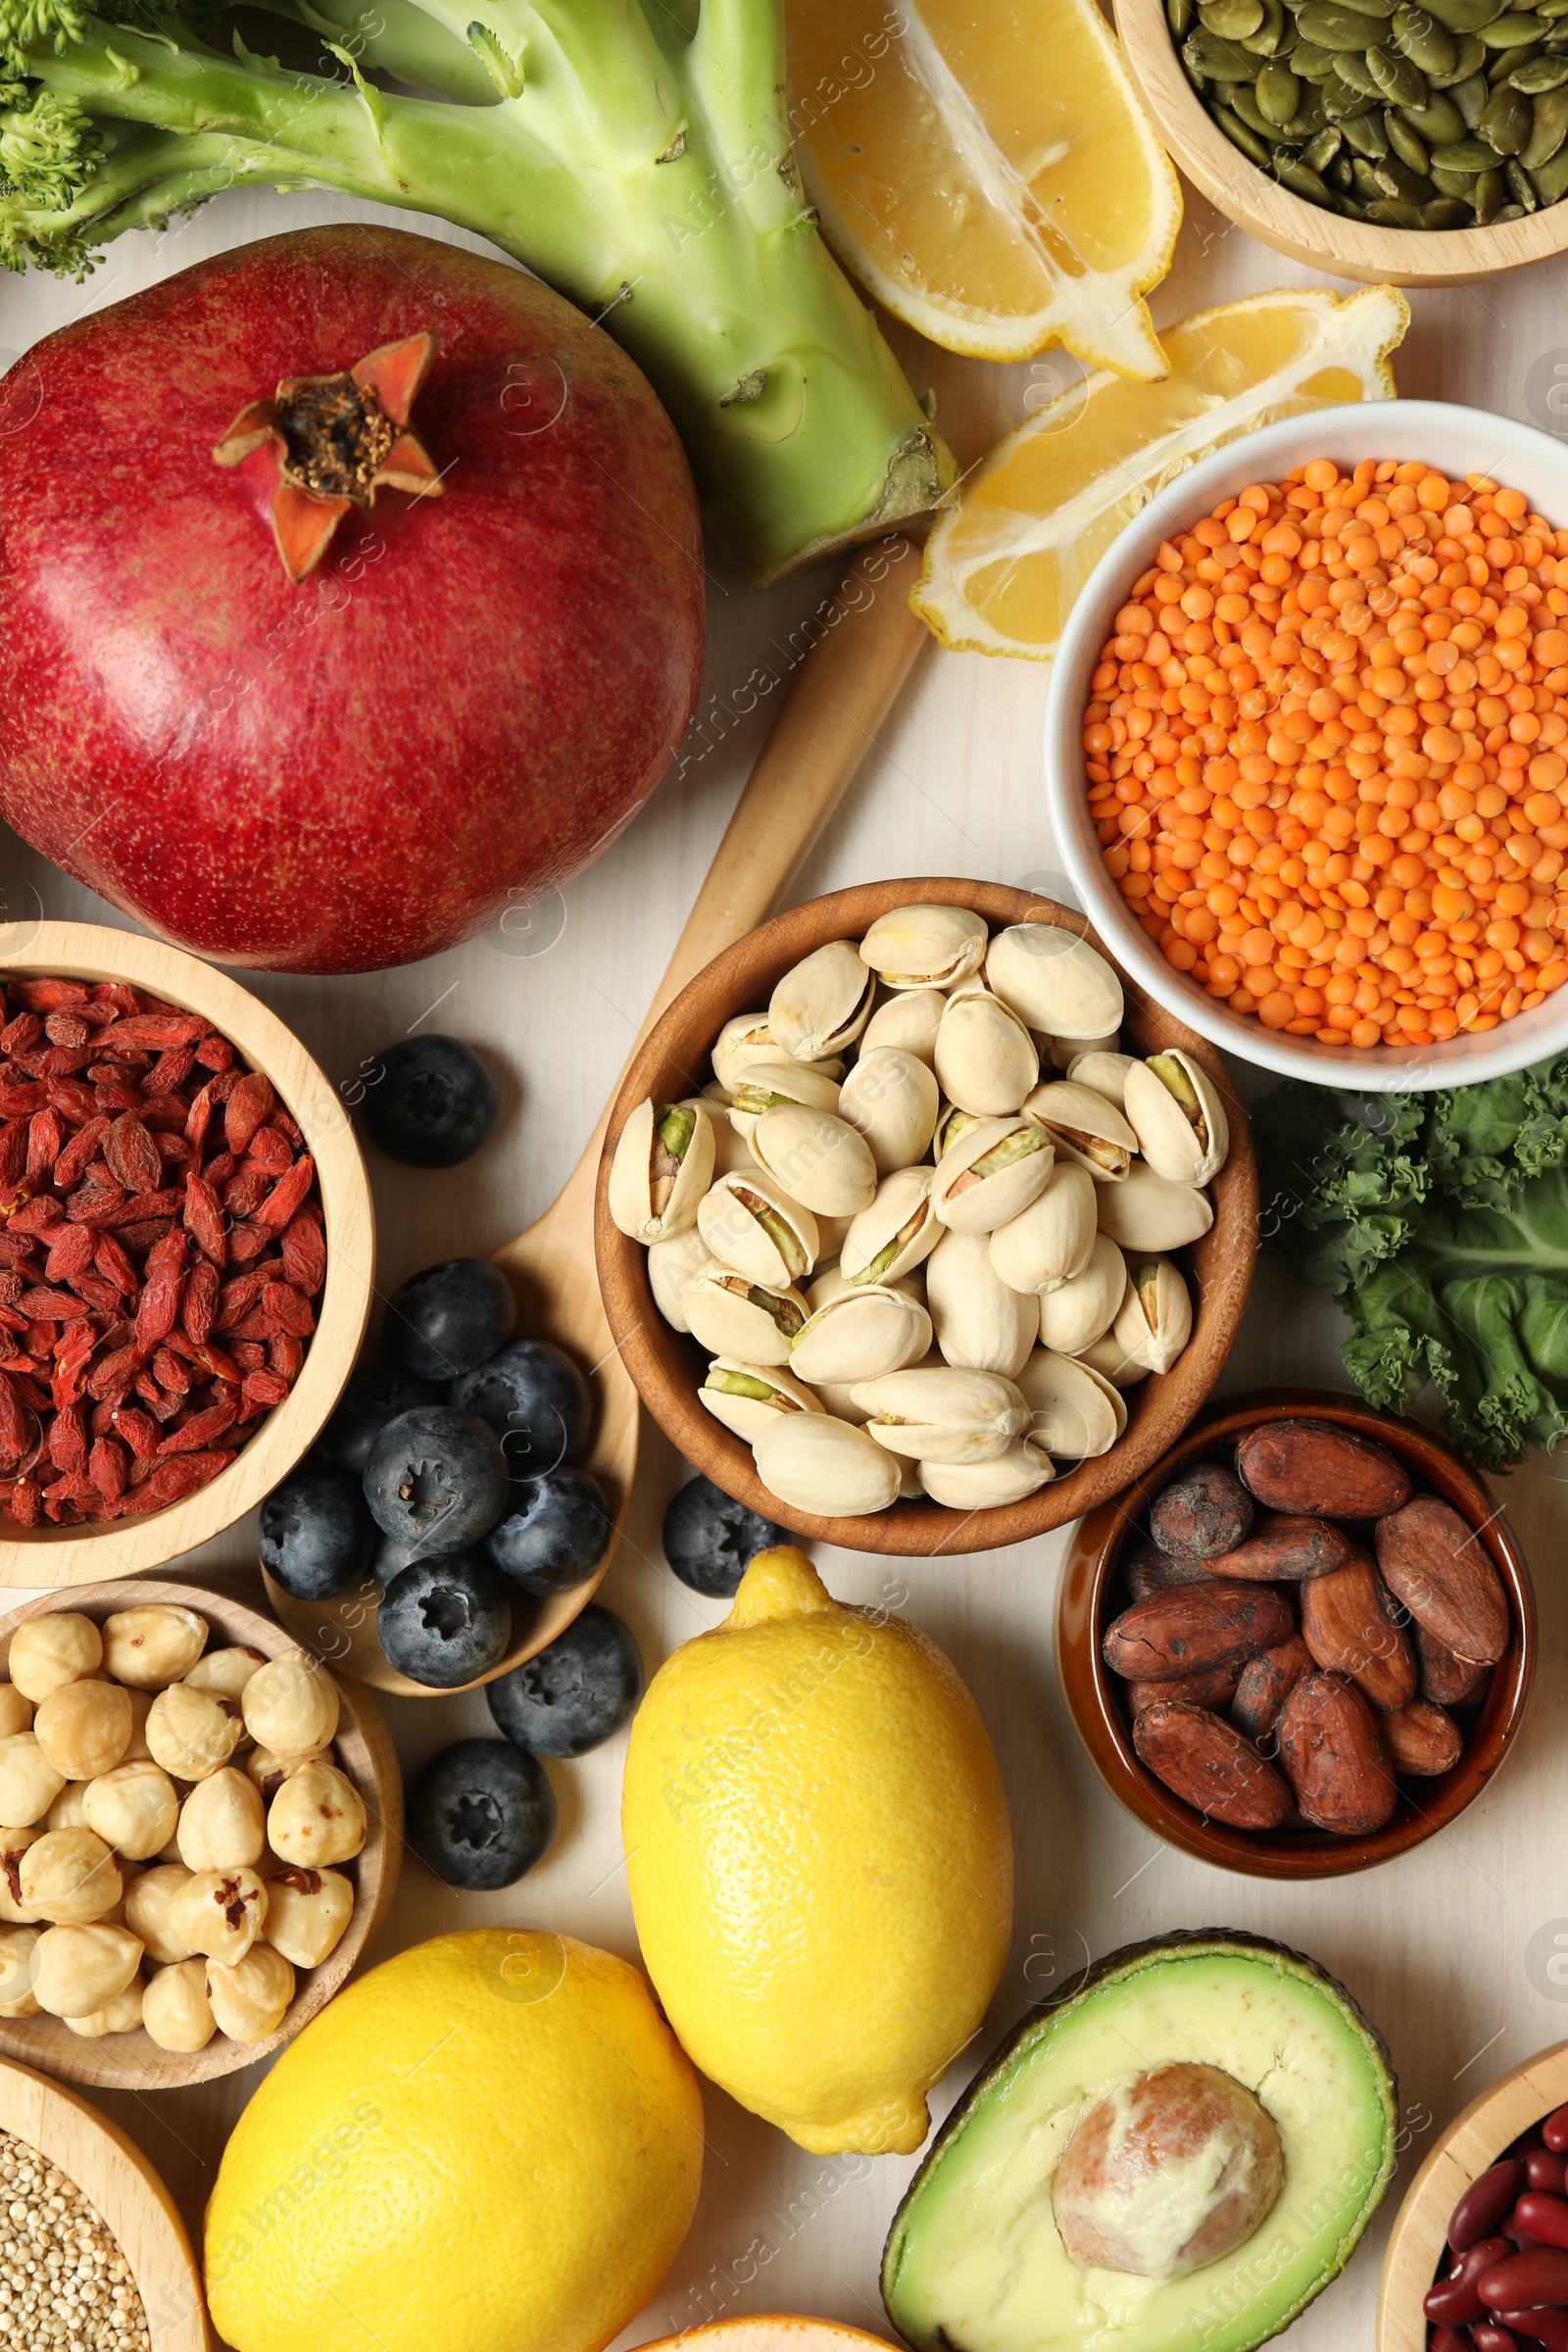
[883,1944,1396,2352]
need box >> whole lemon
[622,1545,1012,2155]
[205,1929,703,2352]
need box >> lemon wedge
[786,0,1182,375]
[911,283,1412,661]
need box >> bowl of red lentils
[1045,400,1568,1088]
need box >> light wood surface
[8,169,1568,2352]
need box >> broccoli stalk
[0,0,955,579]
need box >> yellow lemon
[621,1545,1012,2156]
[205,1930,703,2352]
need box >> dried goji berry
[92,1233,136,1294]
[228,1341,268,1373]
[52,1115,110,1190]
[159,1396,238,1453]
[0,1083,46,1118]
[0,1375,25,1462]
[88,1436,125,1500]
[247,1127,293,1177]
[104,1113,162,1195]
[95,1014,206,1051]
[268,1334,304,1382]
[241,1369,290,1410]
[17,1288,90,1322]
[225,1223,272,1265]
[90,1344,144,1403]
[45,1080,98,1127]
[151,1347,191,1396]
[255,1155,316,1230]
[147,1046,197,1096]
[42,1014,89,1049]
[25,1111,60,1180]
[181,1258,219,1348]
[112,1405,158,1459]
[9,1477,39,1527]
[0,1126,26,1194]
[43,1227,93,1286]
[48,1404,86,1476]
[280,1213,326,1295]
[8,981,87,1013]
[0,1016,38,1055]
[220,1168,271,1219]
[224,1073,274,1156]
[194,1035,234,1072]
[135,1277,181,1349]
[262,1283,315,1338]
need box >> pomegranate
[0,227,705,974]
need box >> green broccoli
[0,0,955,579]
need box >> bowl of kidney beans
[1427,2101,1568,2350]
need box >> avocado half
[880,1930,1397,2352]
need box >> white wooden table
[4,170,1567,2352]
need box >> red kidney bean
[1475,2328,1522,2352]
[1495,2313,1568,2352]
[1431,2330,1471,2352]
[1482,2252,1568,2308]
[1545,2107,1568,2155]
[1430,2238,1516,2325]
[1528,2154,1568,2195]
[1457,2166,1532,2251]
[1518,2197,1568,2251]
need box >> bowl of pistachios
[1114,0,1568,285]
[595,880,1258,1557]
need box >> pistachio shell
[841,1166,942,1284]
[1037,1235,1128,1355]
[987,1161,1098,1295]
[858,904,989,990]
[695,1106,758,1182]
[725,1058,842,1145]
[837,1048,940,1176]
[608,1098,716,1243]
[647,1227,710,1332]
[986,925,1124,1038]
[684,1264,809,1365]
[1016,1349,1127,1458]
[1096,1169,1214,1251]
[932,1102,981,1161]
[806,1265,925,1312]
[851,1367,1031,1463]
[790,1285,932,1384]
[1023,1081,1139,1182]
[1111,1254,1194,1374]
[1123,1052,1230,1186]
[769,942,875,1062]
[1065,1051,1139,1108]
[753,1412,902,1516]
[696,1172,820,1289]
[711,1017,843,1095]
[698,1359,824,1444]
[751,1102,879,1217]
[934,989,1039,1116]
[1049,1031,1121,1071]
[918,1440,1055,1507]
[860,989,946,1064]
[1077,1329,1151,1389]
[932,1116,1055,1235]
[924,1231,1037,1377]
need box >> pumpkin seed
[1421,187,1479,209]
[1345,98,1396,137]
[1494,193,1529,204]
[1306,119,1348,156]
[1257,55,1304,108]
[1531,131,1568,183]
[1330,143,1359,173]
[1298,0,1392,35]
[1522,77,1568,150]
[1514,36,1568,68]
[1335,0,1400,12]
[1506,145,1544,185]
[1432,125,1501,149]
[1322,67,1382,101]
[1481,74,1536,132]
[1229,76,1287,127]
[1423,0,1504,26]
[1482,10,1547,38]
[1430,154,1482,179]
[1543,17,1568,35]
[1186,24,1259,67]
[1211,97,1278,153]
[1386,100,1436,153]
[1292,32,1344,64]
[1474,157,1509,202]
[1543,0,1568,15]
[1449,63,1493,107]
[1368,37,1432,90]
[1274,153,1339,190]
[1401,84,1468,127]
[1244,0,1291,45]
[1429,30,1489,75]
[1392,5,1461,65]
[1365,189,1429,208]
[1200,0,1267,33]
[1335,44,1388,84]
[1167,0,1198,32]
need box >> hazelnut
[0,1687,32,1741]
[121,1689,154,1764]
[20,1830,122,1926]
[268,1762,366,1868]
[65,1975,145,2037]
[125,1865,196,1965]
[0,1926,38,2017]
[102,1604,209,1689]
[263,1867,354,1969]
[241,1652,340,1760]
[244,1744,327,1802]
[185,1646,267,1701]
[31,1923,142,2019]
[82,1761,180,1861]
[142,1958,216,2054]
[172,1866,268,1964]
[0,1735,66,1828]
[44,1783,90,1833]
[33,1680,131,1781]
[8,1614,103,1702]
[145,1684,241,1781]
[0,1829,40,1926]
[176,1770,264,1874]
[207,1941,294,2043]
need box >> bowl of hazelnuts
[0,1578,401,2087]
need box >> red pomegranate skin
[0,226,705,973]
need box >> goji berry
[182,1259,219,1348]
[224,1073,274,1156]
[25,1111,60,1180]
[104,1113,162,1195]
[280,1212,326,1295]
[159,1396,238,1452]
[262,1283,315,1338]
[255,1155,316,1229]
[88,1436,125,1499]
[151,1347,191,1396]
[241,1368,290,1409]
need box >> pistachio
[1112,1255,1195,1374]
[262,1865,355,1969]
[840,1166,942,1285]
[851,1366,1031,1464]
[860,987,946,1064]
[697,1171,820,1289]
[750,1102,879,1217]
[33,1681,131,1782]
[1037,1234,1130,1355]
[725,1058,842,1144]
[207,1940,295,2043]
[102,1603,208,1689]
[125,1864,197,1965]
[146,1682,243,1781]
[177,1767,267,1873]
[925,1231,1038,1378]
[1016,1349,1127,1458]
[1077,1328,1152,1389]
[710,1012,780,1093]
[987,1160,1099,1296]
[1097,1167,1216,1251]
[836,1047,941,1175]
[608,1097,717,1244]
[19,1830,121,1926]
[692,1099,757,1182]
[1022,1080,1139,1181]
[647,1226,711,1333]
[932,1102,981,1161]
[30,1923,142,2020]
[1123,1052,1229,1186]
[858,904,988,990]
[1047,1031,1122,1072]
[699,1359,824,1443]
[142,1957,217,2052]
[918,1440,1055,1507]
[0,1736,65,1828]
[768,941,875,1061]
[0,1926,38,2018]
[7,1614,102,1702]
[789,1285,932,1385]
[684,1264,808,1365]
[985,924,1124,1039]
[934,987,1039,1116]
[82,1761,180,1861]
[184,1645,269,1702]
[1064,1051,1139,1107]
[65,1977,145,2038]
[752,1413,903,1515]
[932,1115,1055,1235]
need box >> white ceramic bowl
[1045,399,1568,1093]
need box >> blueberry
[384,1259,516,1383]
[662,1475,789,1598]
[361,1036,500,1169]
[407,1740,555,1888]
[451,1338,592,1476]
[377,1555,512,1688]
[486,1470,612,1595]
[259,1462,376,1599]
[369,1531,473,1590]
[363,1405,510,1551]
[318,1365,442,1477]
[485,1603,641,1757]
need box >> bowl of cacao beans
[1057,1386,1535,1878]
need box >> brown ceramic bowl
[595,879,1258,1555]
[1058,1387,1535,1878]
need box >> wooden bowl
[1114,0,1568,286]
[1377,2036,1568,2351]
[0,2051,210,2349]
[595,879,1257,1556]
[1058,1387,1535,1878]
[0,1574,402,2088]
[0,922,374,1586]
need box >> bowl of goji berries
[0,921,373,1583]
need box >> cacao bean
[1149,1459,1254,1557]
[1276,1671,1398,1834]
[1124,1540,1216,1601]
[1102,1582,1297,1683]
[1299,1548,1418,1709]
[1125,1661,1244,1714]
[1236,1417,1412,1516]
[1202,1513,1351,1582]
[1381,1696,1463,1775]
[1231,1634,1315,1740]
[1417,1618,1490,1706]
[1131,1698,1294,1829]
[1375,1494,1510,1663]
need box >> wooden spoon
[266,537,928,1692]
